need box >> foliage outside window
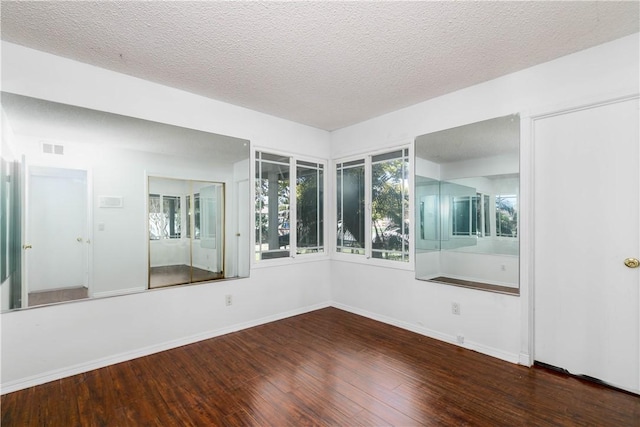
[496,195,518,237]
[297,161,324,254]
[186,194,201,239]
[255,152,325,261]
[149,194,181,240]
[371,149,410,261]
[255,152,290,260]
[336,148,410,263]
[336,159,365,254]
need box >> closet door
[534,97,639,393]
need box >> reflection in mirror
[415,114,520,294]
[0,92,250,311]
[149,177,225,288]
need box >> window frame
[252,148,328,267]
[333,144,414,271]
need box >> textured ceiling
[1,1,638,131]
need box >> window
[336,148,410,263]
[496,194,518,237]
[483,194,491,236]
[255,151,325,261]
[452,195,475,236]
[336,159,365,254]
[186,193,200,239]
[149,194,181,240]
[296,160,324,254]
[371,149,410,261]
[452,193,495,238]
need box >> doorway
[533,97,639,393]
[25,166,90,306]
[148,177,225,288]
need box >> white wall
[0,42,332,392]
[330,33,639,364]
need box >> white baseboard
[331,302,520,365]
[519,352,532,366]
[0,301,331,395]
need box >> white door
[534,97,639,393]
[26,166,89,292]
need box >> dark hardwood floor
[2,307,638,426]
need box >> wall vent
[42,142,64,155]
[99,196,124,208]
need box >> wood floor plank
[2,307,639,426]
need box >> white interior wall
[330,33,639,364]
[0,42,332,393]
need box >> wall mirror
[0,92,250,312]
[415,114,520,294]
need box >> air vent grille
[42,143,64,155]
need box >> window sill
[419,276,520,296]
[251,252,330,269]
[331,252,414,271]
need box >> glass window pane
[149,194,162,240]
[336,162,365,254]
[484,194,491,236]
[296,162,323,254]
[371,152,409,261]
[452,197,470,236]
[255,152,291,260]
[163,196,181,239]
[496,194,518,237]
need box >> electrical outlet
[501,264,506,271]
[452,302,460,315]
[225,294,233,306]
[456,334,465,344]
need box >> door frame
[22,162,93,304]
[526,93,640,392]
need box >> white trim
[519,113,535,367]
[519,353,532,366]
[0,301,331,395]
[331,302,520,365]
[529,92,639,121]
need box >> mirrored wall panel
[415,114,520,294]
[0,92,250,311]
[149,177,225,288]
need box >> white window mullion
[289,158,297,258]
[317,166,321,252]
[364,155,373,259]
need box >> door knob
[22,244,32,250]
[624,258,639,268]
